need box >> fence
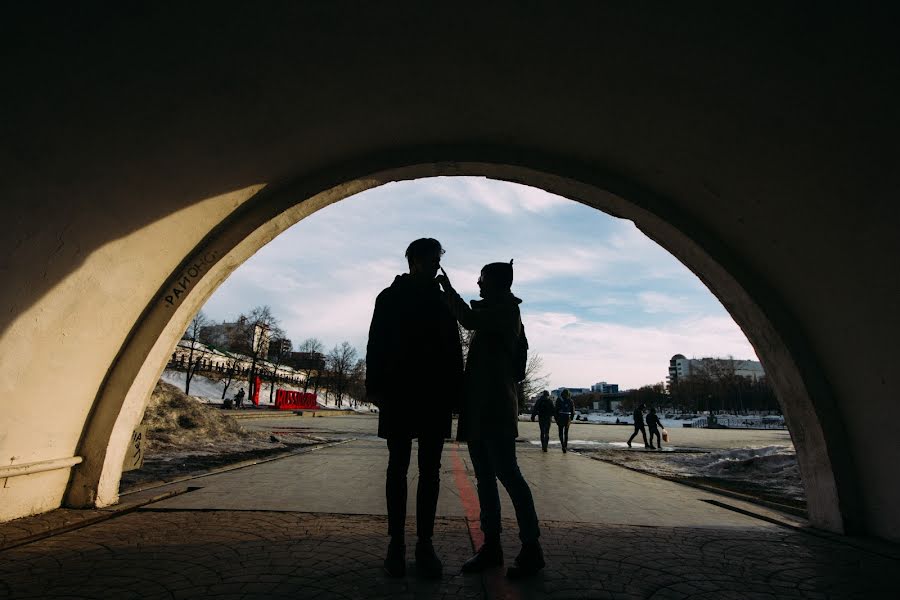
[690,414,786,429]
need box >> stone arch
[64,149,858,535]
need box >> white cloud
[425,177,569,216]
[637,291,696,315]
[524,311,758,390]
[200,177,757,390]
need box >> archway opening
[64,159,853,538]
[119,175,804,519]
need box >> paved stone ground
[1,435,896,598]
[0,486,187,551]
[0,512,481,600]
[1,511,894,599]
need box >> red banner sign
[274,389,318,410]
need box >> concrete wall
[1,3,898,540]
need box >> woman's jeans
[467,436,540,544]
[556,416,570,449]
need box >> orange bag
[662,429,669,442]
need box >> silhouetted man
[530,390,554,452]
[627,403,650,448]
[366,238,463,579]
[438,261,545,579]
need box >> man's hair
[405,238,444,261]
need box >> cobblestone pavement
[0,486,186,551]
[1,433,896,598]
[0,511,895,599]
[0,512,481,600]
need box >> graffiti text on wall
[163,250,219,307]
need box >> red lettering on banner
[274,389,318,410]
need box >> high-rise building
[200,317,271,357]
[551,387,591,399]
[268,337,293,359]
[667,354,764,387]
[591,381,619,394]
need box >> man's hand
[436,267,453,291]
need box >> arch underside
[2,2,897,541]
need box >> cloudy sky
[200,177,758,390]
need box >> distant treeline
[572,376,779,415]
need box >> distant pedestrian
[627,404,650,448]
[366,238,464,579]
[530,390,554,452]
[234,387,245,409]
[646,407,663,450]
[438,260,545,579]
[554,389,574,453]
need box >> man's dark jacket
[633,407,645,426]
[531,394,555,419]
[366,274,464,439]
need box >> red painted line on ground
[450,442,483,549]
[450,443,521,600]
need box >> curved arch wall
[1,4,897,540]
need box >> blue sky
[201,177,758,390]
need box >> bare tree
[220,357,240,400]
[296,337,325,395]
[326,341,358,408]
[183,311,210,395]
[267,337,293,403]
[458,323,474,364]
[230,305,283,403]
[347,358,367,408]
[622,382,668,412]
[519,353,550,411]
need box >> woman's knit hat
[481,259,514,289]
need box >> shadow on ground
[0,512,893,599]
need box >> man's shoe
[627,441,632,448]
[649,445,656,449]
[506,541,545,579]
[461,541,503,573]
[415,540,443,579]
[383,541,406,577]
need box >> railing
[690,415,786,429]
[0,456,83,479]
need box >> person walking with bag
[530,390,554,452]
[366,238,464,579]
[646,406,664,450]
[437,261,545,579]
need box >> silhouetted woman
[438,261,545,579]
[554,389,574,453]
